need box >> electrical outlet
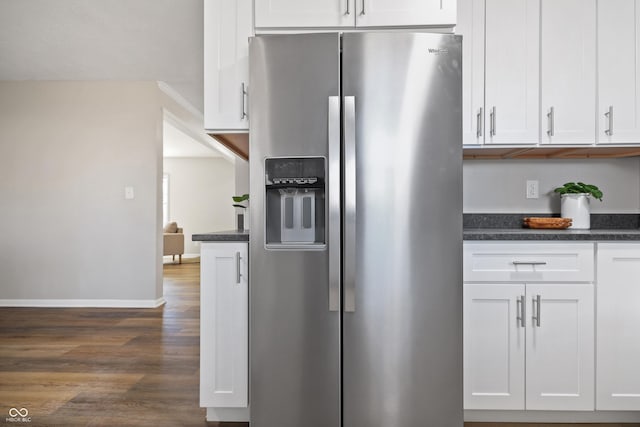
[526,180,539,199]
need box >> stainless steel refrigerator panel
[249,33,341,427]
[341,33,463,427]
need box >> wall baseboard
[0,298,166,308]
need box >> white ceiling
[0,0,227,157]
[163,120,222,158]
[0,0,204,112]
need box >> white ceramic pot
[560,193,591,229]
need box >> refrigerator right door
[341,32,463,427]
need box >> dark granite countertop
[463,213,640,241]
[192,230,249,242]
[463,228,640,241]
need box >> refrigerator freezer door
[341,32,463,426]
[249,33,341,427]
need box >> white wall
[0,81,164,306]
[163,157,235,254]
[463,158,640,213]
[235,158,249,196]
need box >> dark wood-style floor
[0,262,635,426]
[0,262,231,426]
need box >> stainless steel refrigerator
[249,32,462,427]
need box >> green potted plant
[553,182,603,229]
[232,193,249,231]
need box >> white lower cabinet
[464,282,594,410]
[463,242,595,412]
[525,284,594,410]
[200,242,249,420]
[597,244,640,410]
[464,284,525,410]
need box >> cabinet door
[457,0,485,145]
[597,0,640,144]
[200,242,248,407]
[254,0,354,28]
[540,0,596,144]
[356,0,456,27]
[204,0,252,131]
[463,284,526,410]
[597,244,640,410]
[484,0,539,145]
[525,284,594,410]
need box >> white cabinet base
[206,407,250,422]
[465,410,640,423]
[597,243,640,410]
[200,242,249,414]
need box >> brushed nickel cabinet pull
[236,252,242,284]
[532,294,541,327]
[490,106,496,136]
[605,105,614,136]
[516,295,526,328]
[241,83,248,120]
[512,261,547,266]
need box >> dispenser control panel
[264,157,326,249]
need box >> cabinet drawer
[464,242,594,282]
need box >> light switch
[124,186,135,200]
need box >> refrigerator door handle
[344,96,356,313]
[328,96,341,312]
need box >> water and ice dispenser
[264,157,326,248]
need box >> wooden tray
[523,217,572,229]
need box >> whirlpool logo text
[428,47,449,55]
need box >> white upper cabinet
[254,0,352,28]
[457,0,485,145]
[356,0,456,27]
[597,244,640,410]
[204,0,252,132]
[540,0,596,144]
[254,0,456,28]
[457,0,539,145]
[597,0,640,144]
[484,0,539,145]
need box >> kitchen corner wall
[163,157,235,254]
[235,157,249,196]
[0,81,164,305]
[463,158,640,213]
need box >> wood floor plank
[0,262,209,426]
[0,372,144,393]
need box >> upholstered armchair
[163,222,184,264]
